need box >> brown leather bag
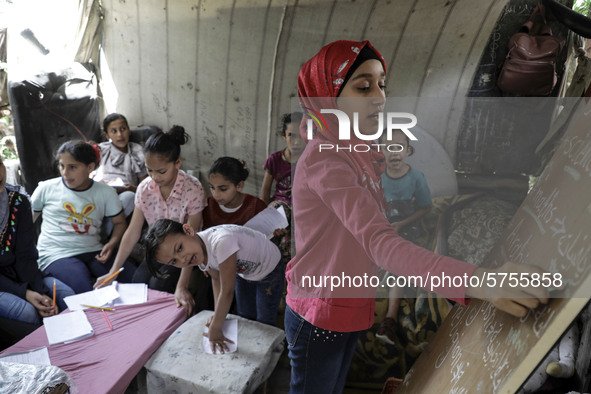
[497,4,565,96]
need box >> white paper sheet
[43,310,94,345]
[202,319,238,354]
[0,346,51,366]
[111,283,148,306]
[107,178,125,187]
[244,205,288,238]
[64,285,120,311]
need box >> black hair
[379,129,413,155]
[56,140,100,167]
[103,113,129,134]
[144,125,190,162]
[279,112,304,136]
[208,156,249,185]
[143,218,185,279]
[337,45,381,97]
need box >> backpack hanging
[497,4,565,96]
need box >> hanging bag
[497,4,565,96]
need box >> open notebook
[43,310,94,345]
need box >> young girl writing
[287,39,549,393]
[143,218,283,354]
[94,113,148,219]
[31,141,135,293]
[94,126,206,315]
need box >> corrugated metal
[102,0,510,193]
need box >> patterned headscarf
[297,40,387,208]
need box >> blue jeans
[284,304,360,394]
[44,251,136,294]
[234,258,285,326]
[0,277,74,325]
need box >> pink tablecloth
[1,289,186,394]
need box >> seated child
[94,113,148,219]
[32,140,136,293]
[204,157,267,229]
[144,218,284,354]
[0,176,74,327]
[376,129,432,344]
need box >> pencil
[81,304,116,311]
[96,267,124,288]
[102,309,113,330]
[52,279,56,308]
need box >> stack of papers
[111,283,148,306]
[0,347,51,365]
[64,285,120,311]
[63,282,148,310]
[43,310,94,345]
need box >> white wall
[101,0,509,194]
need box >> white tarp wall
[2,0,510,193]
[100,0,511,193]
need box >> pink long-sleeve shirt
[286,139,477,332]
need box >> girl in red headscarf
[285,40,549,393]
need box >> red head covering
[297,40,387,208]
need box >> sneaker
[376,317,397,345]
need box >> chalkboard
[457,0,573,176]
[397,97,591,393]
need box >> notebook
[43,310,94,345]
[64,285,120,311]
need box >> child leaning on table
[143,218,283,354]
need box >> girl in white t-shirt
[143,218,283,354]
[32,141,136,293]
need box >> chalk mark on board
[522,206,545,235]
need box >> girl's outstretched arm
[174,212,204,316]
[204,253,237,354]
[96,211,127,263]
[94,207,145,287]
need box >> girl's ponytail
[145,125,190,162]
[167,125,189,146]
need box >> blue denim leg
[44,251,136,294]
[43,277,75,312]
[285,305,360,394]
[235,259,285,326]
[254,259,285,326]
[0,292,40,324]
[44,252,98,293]
[235,274,257,321]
